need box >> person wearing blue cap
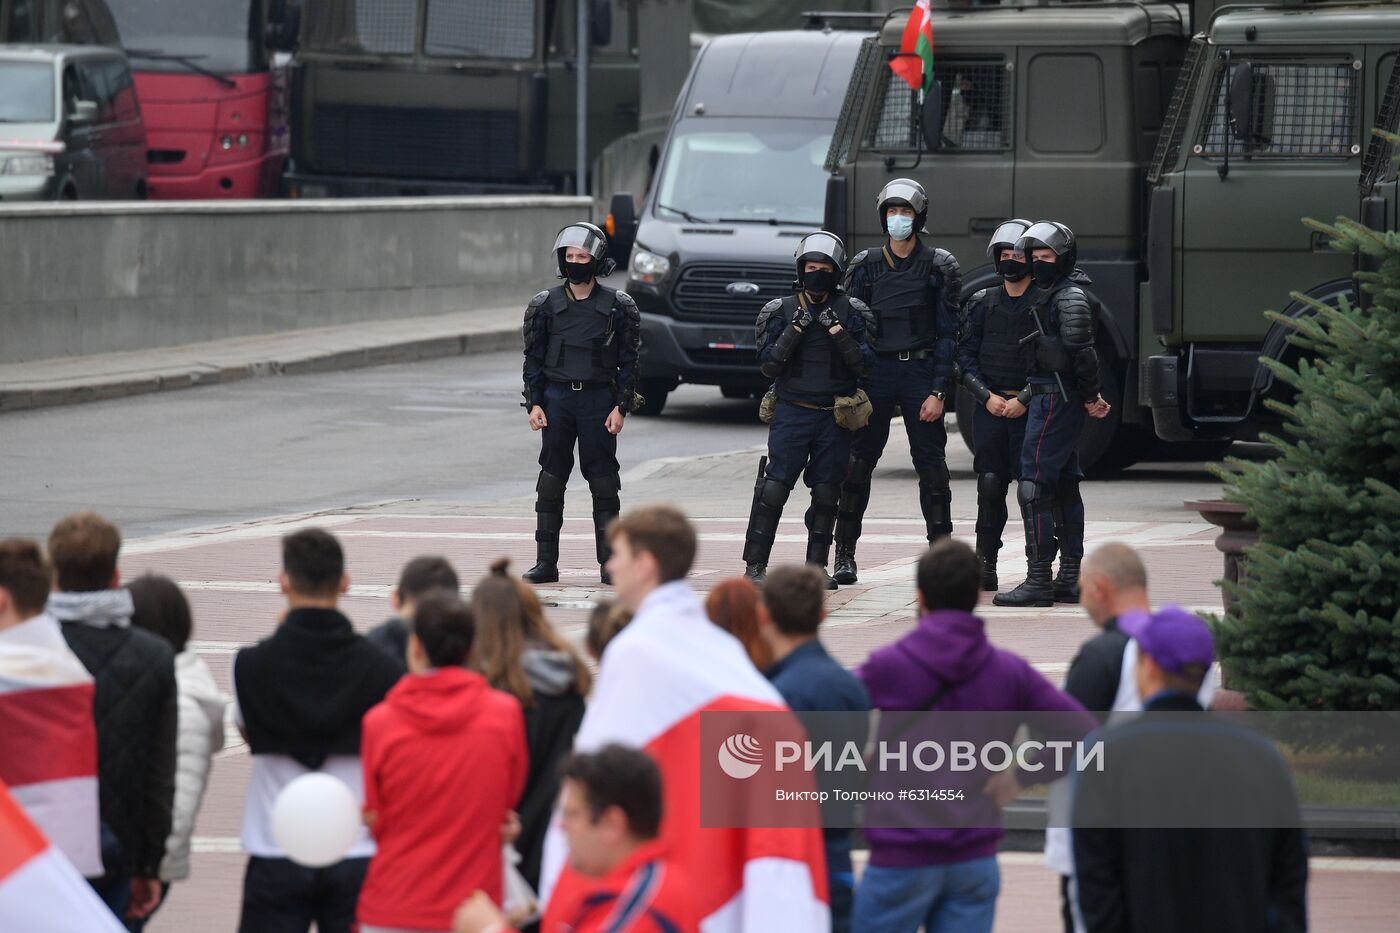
[1070,606,1308,933]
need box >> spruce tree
[1210,205,1400,712]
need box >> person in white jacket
[128,574,227,922]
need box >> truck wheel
[720,385,759,400]
[955,386,978,456]
[634,378,673,417]
[1080,371,1141,475]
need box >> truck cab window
[866,56,1009,152]
[425,0,534,59]
[1199,58,1358,158]
[1028,54,1104,154]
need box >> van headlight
[629,247,672,286]
[2,155,54,176]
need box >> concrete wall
[0,196,592,364]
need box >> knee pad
[977,472,1008,499]
[536,470,568,502]
[844,459,876,486]
[758,477,793,510]
[587,473,622,509]
[1017,479,1051,509]
[810,482,841,509]
[918,461,951,496]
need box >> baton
[1020,306,1069,403]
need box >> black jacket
[1063,619,1129,723]
[365,615,410,670]
[513,648,587,890]
[1072,693,1309,933]
[61,621,177,879]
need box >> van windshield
[0,62,55,123]
[654,118,833,225]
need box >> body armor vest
[542,285,619,383]
[979,286,1034,390]
[780,295,859,398]
[864,243,937,352]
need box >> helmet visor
[796,231,846,270]
[987,220,1030,258]
[1018,221,1071,256]
[877,178,928,215]
[554,223,607,260]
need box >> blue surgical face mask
[887,215,915,241]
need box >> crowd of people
[0,505,1308,933]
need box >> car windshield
[654,118,834,226]
[0,62,55,123]
[106,0,257,74]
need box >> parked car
[0,44,148,200]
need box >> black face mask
[1031,259,1059,288]
[998,258,1029,283]
[564,261,594,285]
[802,268,836,295]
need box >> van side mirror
[1228,61,1254,143]
[606,191,637,263]
[267,1,301,52]
[71,99,98,124]
[591,0,612,46]
[920,80,943,152]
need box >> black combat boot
[805,483,840,590]
[589,473,621,586]
[976,536,1000,592]
[524,470,567,584]
[831,459,874,585]
[742,468,791,586]
[994,561,1055,607]
[1054,556,1081,603]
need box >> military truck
[823,0,1400,471]
[282,0,690,196]
[1141,0,1400,447]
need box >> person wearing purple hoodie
[853,538,1095,933]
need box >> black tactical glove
[794,308,815,330]
[817,308,841,330]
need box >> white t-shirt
[231,662,376,860]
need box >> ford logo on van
[725,281,760,297]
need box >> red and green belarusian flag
[890,0,934,96]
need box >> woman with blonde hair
[471,558,591,891]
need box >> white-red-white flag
[540,582,830,931]
[0,779,123,931]
[0,615,102,877]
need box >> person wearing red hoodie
[358,591,528,933]
[454,744,698,933]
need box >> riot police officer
[832,178,962,585]
[521,222,642,585]
[743,232,875,587]
[957,219,1035,592]
[994,221,1111,607]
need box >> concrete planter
[1186,498,1259,704]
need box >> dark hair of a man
[281,528,344,598]
[606,506,696,583]
[0,539,53,618]
[1153,659,1208,695]
[759,565,826,638]
[47,512,121,593]
[128,574,193,653]
[917,538,981,613]
[411,590,476,668]
[561,744,663,840]
[585,599,633,660]
[397,555,459,602]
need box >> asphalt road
[0,351,773,540]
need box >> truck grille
[309,104,518,180]
[670,262,794,322]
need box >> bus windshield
[106,0,259,75]
[654,118,834,226]
[304,0,535,60]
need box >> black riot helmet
[986,219,1033,260]
[553,222,615,279]
[876,178,929,234]
[1017,221,1077,279]
[794,230,847,279]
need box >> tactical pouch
[759,386,778,424]
[1034,334,1071,373]
[833,388,873,431]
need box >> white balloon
[271,773,362,868]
